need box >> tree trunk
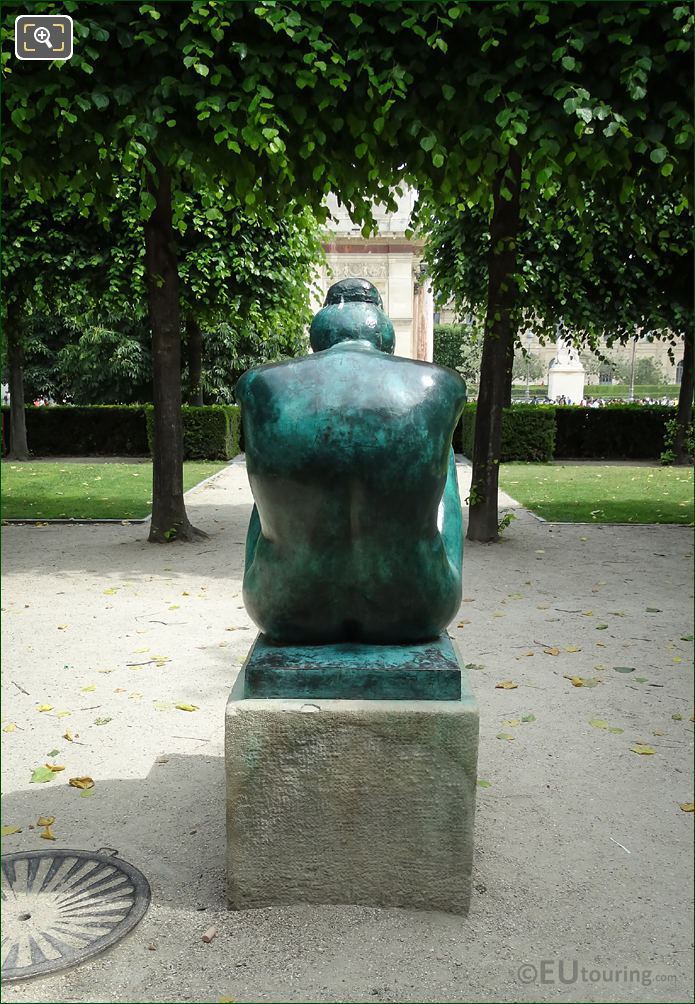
[503,340,514,407]
[144,160,204,542]
[186,315,204,406]
[673,330,693,465]
[7,311,29,461]
[467,151,522,543]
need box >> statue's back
[238,342,465,643]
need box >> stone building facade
[316,191,434,362]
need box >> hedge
[459,404,675,461]
[461,404,556,462]
[1,405,148,456]
[2,404,241,460]
[146,405,241,460]
[554,405,675,459]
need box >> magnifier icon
[33,26,52,48]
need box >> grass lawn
[500,464,694,524]
[1,461,226,520]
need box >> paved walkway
[1,461,693,1003]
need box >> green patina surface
[236,278,466,699]
[243,632,462,701]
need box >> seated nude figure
[236,278,466,645]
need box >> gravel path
[1,460,692,1004]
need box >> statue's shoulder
[236,355,312,403]
[393,356,467,402]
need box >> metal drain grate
[1,848,151,982]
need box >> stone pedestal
[225,642,479,914]
[547,364,586,404]
[547,337,586,404]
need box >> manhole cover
[1,848,151,982]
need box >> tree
[512,350,545,385]
[634,357,666,386]
[412,2,692,539]
[433,321,483,385]
[3,181,321,429]
[2,2,408,539]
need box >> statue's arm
[440,446,463,579]
[244,502,262,573]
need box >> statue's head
[309,278,395,354]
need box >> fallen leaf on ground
[37,816,56,840]
[36,704,53,713]
[673,657,683,663]
[457,620,471,627]
[55,710,72,719]
[565,675,601,688]
[1,826,22,836]
[565,646,582,653]
[652,729,665,736]
[103,588,118,595]
[47,748,60,757]
[495,680,518,690]
[94,717,112,725]
[57,624,68,630]
[630,744,656,755]
[496,733,516,741]
[3,723,18,732]
[614,666,636,673]
[465,663,486,671]
[544,647,560,656]
[681,634,694,642]
[679,803,694,812]
[537,603,551,610]
[634,677,648,683]
[596,624,608,630]
[81,685,96,693]
[31,766,57,784]
[646,607,661,613]
[493,612,506,618]
[503,718,520,727]
[63,731,74,741]
[477,779,492,788]
[175,703,199,712]
[69,776,95,790]
[590,719,609,729]
[582,611,593,617]
[521,714,536,723]
[672,713,683,721]
[44,763,65,772]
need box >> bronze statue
[236,278,466,646]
